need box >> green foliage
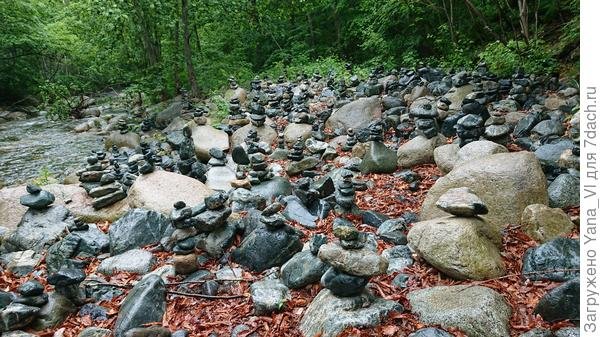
[0,0,579,106]
[31,166,58,186]
[479,40,558,77]
[209,94,229,126]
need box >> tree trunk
[173,20,182,95]
[517,0,530,43]
[181,0,199,97]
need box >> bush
[479,40,558,77]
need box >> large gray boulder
[104,131,141,150]
[190,123,230,162]
[408,285,511,337]
[127,171,213,215]
[397,135,447,168]
[420,152,548,230]
[231,124,277,148]
[360,141,397,174]
[114,274,166,337]
[325,96,382,131]
[299,289,402,337]
[283,123,313,145]
[408,216,504,280]
[154,101,183,129]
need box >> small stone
[18,280,44,296]
[435,187,488,217]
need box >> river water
[0,116,104,186]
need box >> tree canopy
[0,0,579,107]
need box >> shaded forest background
[0,0,579,108]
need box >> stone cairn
[117,119,128,134]
[409,101,439,139]
[368,121,384,142]
[455,99,487,147]
[342,128,357,152]
[77,151,127,210]
[335,170,358,214]
[177,124,207,182]
[138,142,156,175]
[287,136,305,161]
[47,267,86,305]
[249,96,266,127]
[165,192,231,254]
[484,111,511,145]
[228,97,246,130]
[20,184,54,209]
[455,113,484,147]
[208,148,227,167]
[318,224,388,298]
[248,153,272,186]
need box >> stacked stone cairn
[342,128,357,152]
[249,96,267,127]
[335,170,358,214]
[287,136,305,162]
[455,98,489,147]
[318,225,388,297]
[248,153,273,186]
[164,192,232,254]
[47,267,86,305]
[208,148,227,167]
[484,110,511,145]
[20,184,54,209]
[13,279,48,309]
[177,124,207,182]
[228,97,247,130]
[409,100,439,139]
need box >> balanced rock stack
[79,152,107,186]
[287,136,305,161]
[455,112,484,147]
[47,267,86,305]
[249,97,267,127]
[319,225,388,296]
[13,279,48,309]
[90,171,126,210]
[232,202,303,272]
[341,128,357,152]
[483,110,511,145]
[164,192,232,256]
[408,187,505,280]
[248,153,273,186]
[299,224,401,337]
[409,100,439,139]
[20,184,55,209]
[334,170,358,214]
[228,97,247,129]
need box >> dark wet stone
[113,275,166,337]
[321,267,368,297]
[231,224,303,272]
[18,280,44,297]
[534,278,579,322]
[109,209,171,255]
[522,237,579,282]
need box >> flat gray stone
[408,285,511,337]
[97,249,156,275]
[299,289,402,337]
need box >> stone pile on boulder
[408,187,505,280]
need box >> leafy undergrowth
[0,163,578,337]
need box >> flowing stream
[0,116,105,186]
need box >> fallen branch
[459,268,580,291]
[167,290,246,300]
[166,278,251,286]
